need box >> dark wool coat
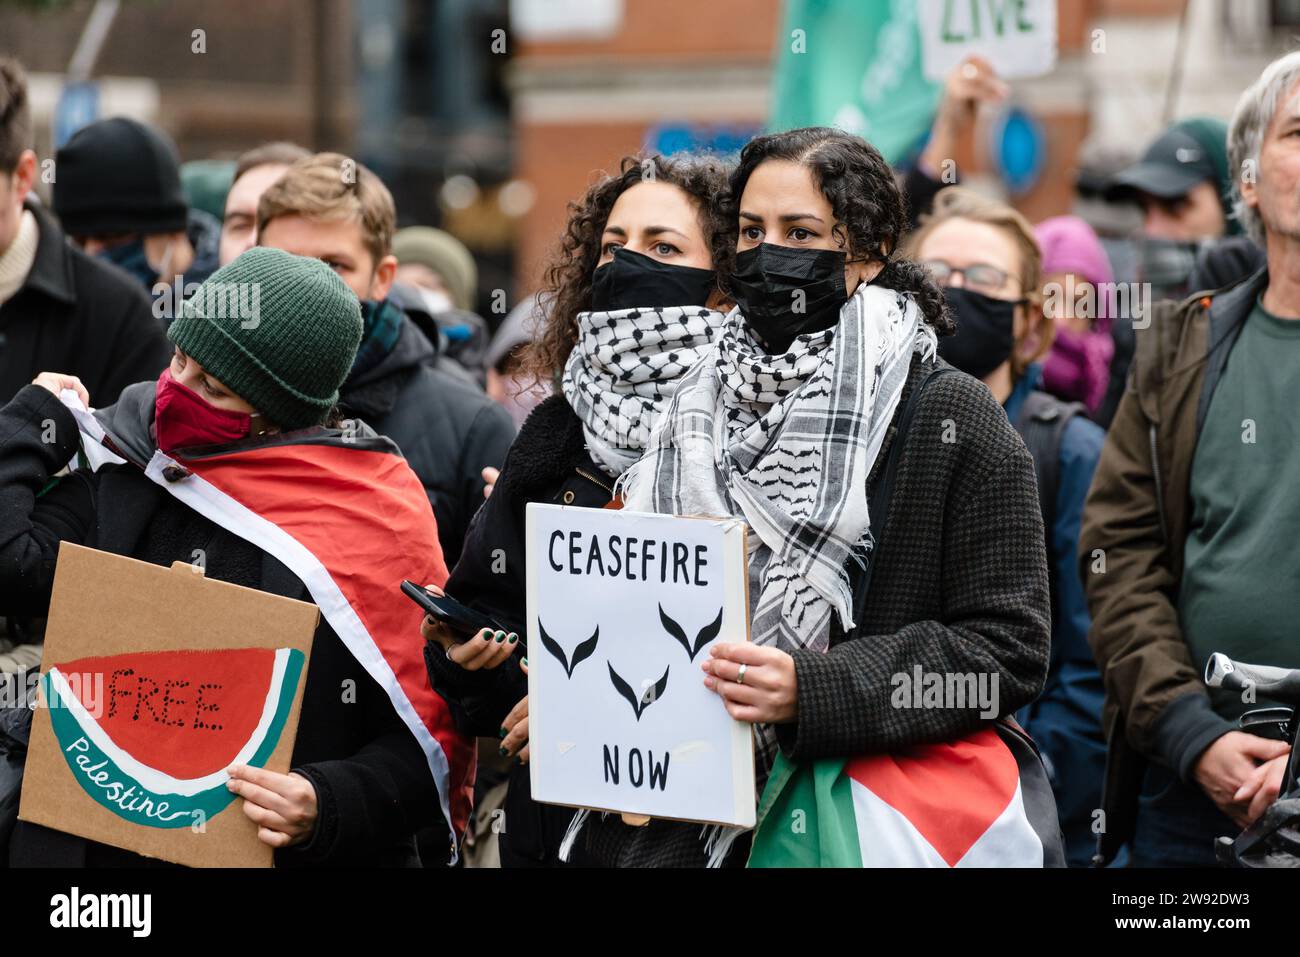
[430,358,1052,867]
[0,201,170,406]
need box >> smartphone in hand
[401,580,505,638]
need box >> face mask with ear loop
[732,239,889,353]
[153,367,252,455]
[937,286,1026,380]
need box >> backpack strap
[1012,390,1085,677]
[1011,390,1085,540]
[849,364,959,630]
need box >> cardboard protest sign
[20,542,318,867]
[526,504,755,828]
[918,0,1058,81]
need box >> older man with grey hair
[1079,50,1300,867]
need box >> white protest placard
[526,503,754,828]
[510,0,623,41]
[918,0,1058,81]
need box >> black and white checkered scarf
[561,305,726,477]
[619,284,936,777]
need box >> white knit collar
[0,209,39,306]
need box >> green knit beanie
[167,247,362,429]
[392,226,477,311]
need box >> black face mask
[938,286,1020,380]
[589,247,716,312]
[731,243,848,352]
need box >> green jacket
[1079,268,1268,863]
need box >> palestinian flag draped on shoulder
[747,721,1065,867]
[57,382,474,857]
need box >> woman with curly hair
[575,127,1052,867]
[420,152,734,866]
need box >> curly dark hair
[528,153,736,382]
[728,127,954,336]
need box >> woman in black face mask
[909,188,1051,395]
[418,153,733,867]
[910,186,1109,867]
[602,129,1053,868]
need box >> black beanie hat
[53,117,188,237]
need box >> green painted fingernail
[480,629,492,641]
[498,727,507,738]
[522,657,528,667]
[499,746,509,757]
[495,630,506,643]
[508,633,518,644]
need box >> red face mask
[154,367,251,455]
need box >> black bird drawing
[608,662,669,722]
[537,619,599,679]
[659,604,723,661]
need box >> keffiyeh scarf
[619,283,937,778]
[561,305,726,476]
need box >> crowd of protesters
[0,43,1296,869]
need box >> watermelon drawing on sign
[43,647,304,829]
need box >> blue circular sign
[991,106,1046,196]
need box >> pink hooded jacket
[1035,216,1115,413]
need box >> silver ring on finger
[737,663,747,685]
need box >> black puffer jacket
[425,395,612,866]
[0,384,443,867]
[339,313,515,567]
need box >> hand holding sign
[919,0,1058,82]
[20,544,318,868]
[226,764,318,849]
[943,54,1009,122]
[701,642,798,725]
[526,505,754,827]
[500,660,531,764]
[919,54,1009,179]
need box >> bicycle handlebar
[1205,653,1300,707]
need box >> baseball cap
[1107,126,1220,202]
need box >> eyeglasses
[921,259,1014,296]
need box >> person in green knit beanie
[162,245,362,439]
[5,246,455,866]
[392,225,477,312]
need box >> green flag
[769,0,941,165]
[747,753,864,868]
